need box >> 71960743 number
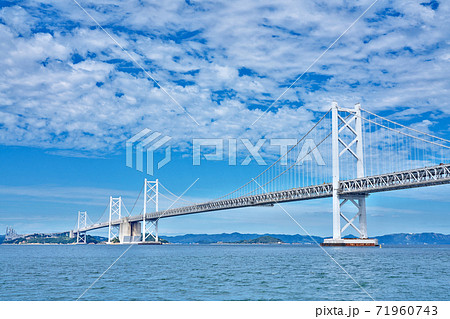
[376,305,438,316]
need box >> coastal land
[1,232,449,246]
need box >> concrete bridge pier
[119,220,142,244]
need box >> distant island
[1,231,449,245]
[0,232,106,245]
[235,235,284,244]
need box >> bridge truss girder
[341,165,450,194]
[140,163,450,221]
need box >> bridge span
[72,163,450,244]
[69,103,450,246]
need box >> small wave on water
[0,245,448,301]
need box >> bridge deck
[75,163,450,233]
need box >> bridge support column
[338,194,370,238]
[119,220,142,244]
[359,196,368,239]
[324,193,378,246]
[77,232,86,244]
[332,102,341,240]
[143,219,159,243]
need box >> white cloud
[0,5,36,36]
[0,0,448,156]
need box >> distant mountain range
[1,232,449,245]
[161,233,323,244]
[160,232,450,245]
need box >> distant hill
[237,235,283,244]
[2,233,107,244]
[161,232,261,244]
[161,232,343,244]
[375,233,450,245]
[1,232,449,245]
[161,232,322,244]
[161,232,450,245]
[267,234,323,244]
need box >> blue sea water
[0,245,448,301]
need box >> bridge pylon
[142,178,160,243]
[77,211,87,244]
[323,102,378,246]
[107,196,122,244]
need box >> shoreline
[1,242,449,247]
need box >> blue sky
[0,0,449,236]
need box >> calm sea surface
[0,245,448,301]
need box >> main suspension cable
[362,108,450,144]
[214,108,332,200]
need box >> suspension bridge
[69,102,450,246]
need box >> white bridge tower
[323,102,377,246]
[142,179,160,243]
[77,211,87,244]
[108,197,122,244]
